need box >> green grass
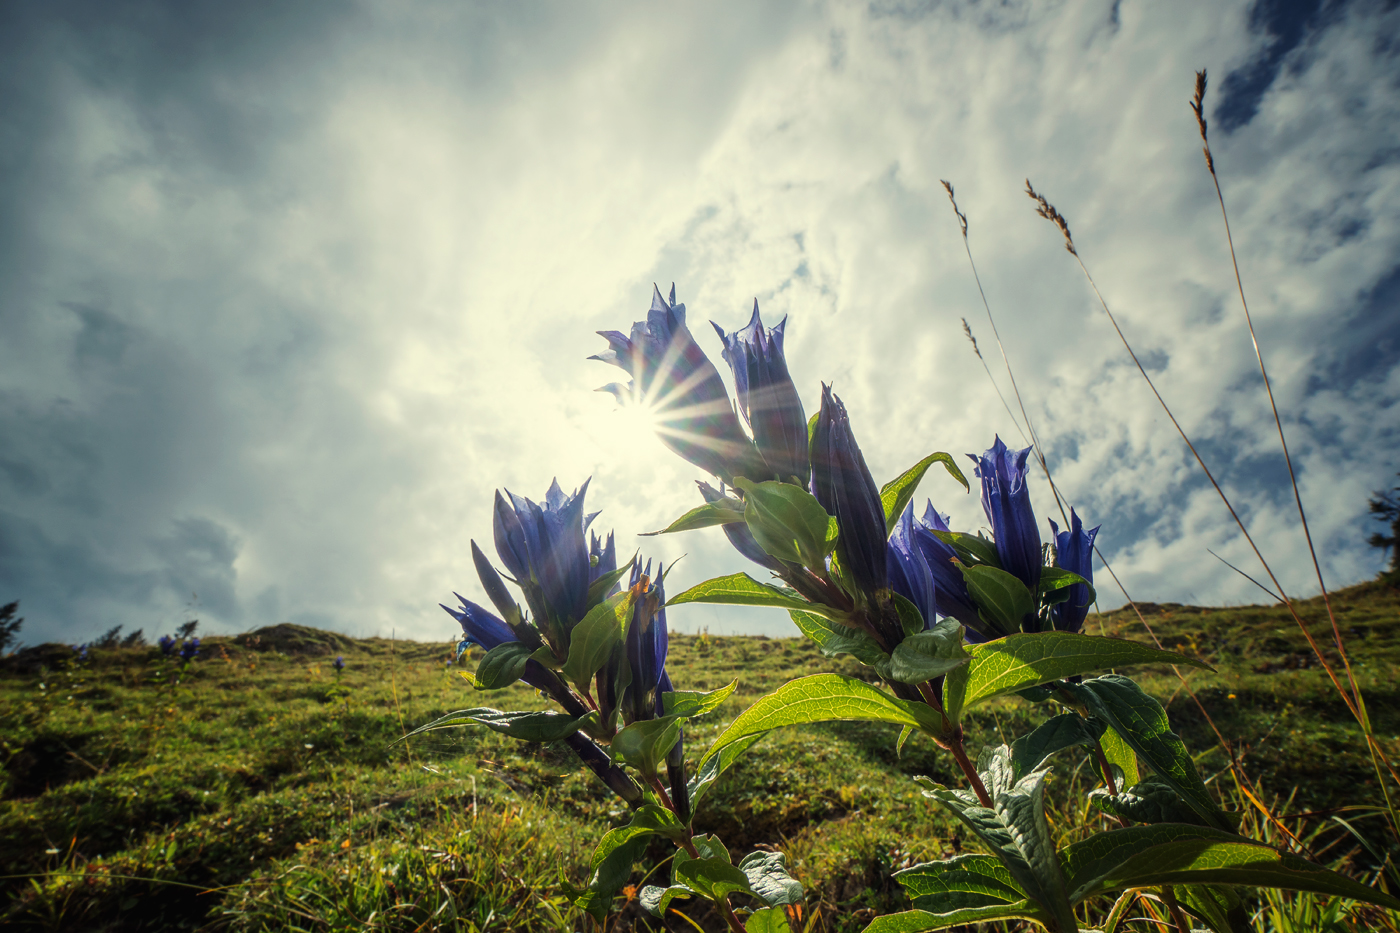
[2,579,1397,931]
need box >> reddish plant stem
[948,731,993,807]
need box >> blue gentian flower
[441,595,518,655]
[593,284,760,482]
[333,655,345,673]
[915,504,1005,642]
[589,529,618,592]
[491,479,594,633]
[886,505,936,631]
[810,385,887,596]
[697,480,784,571]
[1048,508,1100,633]
[712,301,809,482]
[622,559,669,724]
[158,634,176,656]
[179,637,200,661]
[971,437,1042,594]
[71,643,89,661]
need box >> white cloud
[1,0,1397,643]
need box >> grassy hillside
[2,579,1397,932]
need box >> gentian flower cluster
[435,478,696,809]
[179,637,201,662]
[333,655,345,673]
[158,634,177,656]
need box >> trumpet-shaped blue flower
[697,480,784,571]
[158,634,176,656]
[887,506,935,631]
[915,504,1005,642]
[1048,508,1100,633]
[622,558,670,723]
[491,479,594,631]
[333,655,345,673]
[179,637,200,662]
[712,301,808,482]
[810,385,887,595]
[592,284,760,482]
[971,437,1042,593]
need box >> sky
[1,0,1397,645]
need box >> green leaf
[610,716,682,777]
[642,500,747,536]
[891,592,931,639]
[895,854,1027,914]
[735,478,833,568]
[746,907,793,933]
[739,850,804,907]
[688,732,767,811]
[1061,675,1231,832]
[663,680,739,718]
[575,830,651,920]
[585,556,636,608]
[639,883,694,917]
[589,804,688,863]
[789,609,890,673]
[896,725,915,758]
[1009,713,1106,780]
[471,641,534,690]
[560,590,635,692]
[941,632,1210,723]
[669,572,849,623]
[888,622,971,685]
[1038,566,1096,609]
[1059,823,1400,910]
[860,904,1046,932]
[930,530,1000,568]
[1100,724,1140,787]
[958,564,1035,633]
[401,707,595,744]
[1090,774,1210,826]
[700,674,943,770]
[1177,883,1251,933]
[673,857,758,903]
[880,452,970,534]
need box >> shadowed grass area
[1,579,1397,931]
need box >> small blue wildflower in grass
[333,655,345,673]
[158,634,177,656]
[971,436,1042,594]
[71,643,88,662]
[179,637,200,662]
[1049,508,1100,633]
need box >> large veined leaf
[1059,823,1400,910]
[577,804,686,919]
[895,854,1027,913]
[916,766,1076,933]
[641,834,733,917]
[1009,713,1106,780]
[400,707,594,744]
[1099,724,1140,787]
[880,452,970,534]
[1089,774,1210,826]
[941,633,1209,722]
[789,609,890,674]
[610,716,682,777]
[930,530,1000,568]
[859,903,1048,933]
[739,851,804,907]
[673,857,758,903]
[668,573,849,623]
[1038,566,1097,609]
[700,675,943,769]
[1061,676,1231,831]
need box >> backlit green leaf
[668,572,849,623]
[560,590,635,692]
[880,452,969,535]
[888,622,971,685]
[700,674,943,769]
[401,707,594,744]
[735,478,833,568]
[642,500,746,536]
[664,680,739,718]
[471,641,534,690]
